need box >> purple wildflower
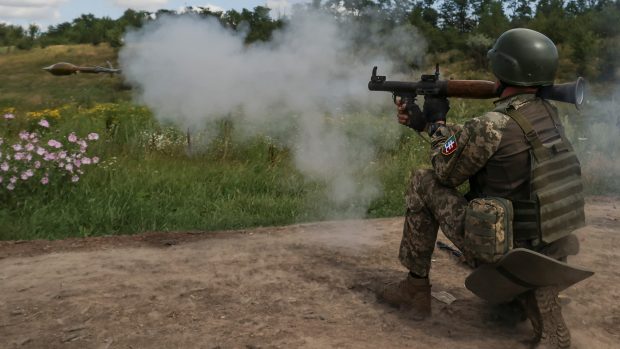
[47,139,62,149]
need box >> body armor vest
[495,102,585,247]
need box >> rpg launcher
[43,62,122,76]
[368,65,585,109]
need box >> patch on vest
[442,134,458,156]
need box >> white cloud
[0,0,66,6]
[112,0,168,11]
[266,0,291,17]
[0,0,65,21]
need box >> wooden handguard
[446,80,498,99]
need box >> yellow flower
[1,107,16,115]
[26,108,62,120]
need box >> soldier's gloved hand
[396,97,426,132]
[423,96,450,123]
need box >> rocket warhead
[43,62,80,76]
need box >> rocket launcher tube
[368,66,585,108]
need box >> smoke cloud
[567,86,620,193]
[119,11,426,213]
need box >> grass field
[0,45,617,240]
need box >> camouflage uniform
[398,94,576,277]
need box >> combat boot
[378,274,431,320]
[523,286,571,349]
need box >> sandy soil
[0,197,618,349]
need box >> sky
[0,0,307,28]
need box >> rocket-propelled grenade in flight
[43,62,122,76]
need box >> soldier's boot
[524,286,571,349]
[378,274,431,320]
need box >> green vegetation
[0,47,429,240]
[3,1,619,82]
[0,45,127,111]
[1,1,619,240]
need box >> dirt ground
[0,197,618,349]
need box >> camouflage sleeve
[430,112,509,187]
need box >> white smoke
[119,11,426,213]
[566,86,620,193]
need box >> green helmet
[487,28,558,86]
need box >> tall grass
[0,45,616,241]
[0,99,432,240]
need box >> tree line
[1,1,618,81]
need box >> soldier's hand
[395,98,410,126]
[423,96,450,123]
[395,96,426,132]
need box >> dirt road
[1,197,618,349]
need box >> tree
[0,23,26,47]
[475,0,509,38]
[466,33,494,69]
[440,0,474,32]
[509,0,535,25]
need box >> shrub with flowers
[138,127,187,155]
[1,113,100,193]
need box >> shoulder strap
[500,107,551,162]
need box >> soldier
[379,28,585,349]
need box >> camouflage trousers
[399,169,468,278]
[398,169,581,277]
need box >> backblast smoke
[119,11,426,215]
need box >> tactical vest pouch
[464,197,514,264]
